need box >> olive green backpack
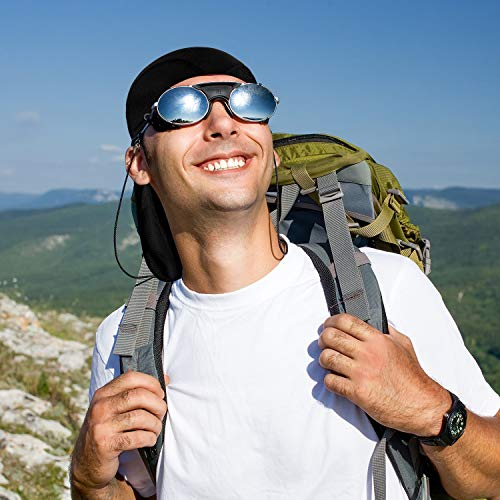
[270,133,430,275]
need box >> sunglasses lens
[157,86,209,125]
[230,84,277,122]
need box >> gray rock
[0,430,69,471]
[0,297,92,372]
[0,389,51,416]
[0,486,21,500]
[2,409,71,442]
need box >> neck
[171,203,285,294]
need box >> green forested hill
[0,202,498,391]
[0,202,141,315]
[408,204,500,392]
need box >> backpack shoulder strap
[301,245,432,500]
[112,257,171,484]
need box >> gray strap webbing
[372,428,395,500]
[316,172,370,320]
[113,258,159,357]
[270,183,301,228]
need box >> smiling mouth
[201,156,248,172]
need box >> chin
[202,191,261,213]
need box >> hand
[71,371,168,493]
[318,313,450,436]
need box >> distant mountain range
[0,189,123,211]
[1,187,500,212]
[405,187,500,209]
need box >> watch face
[449,411,466,438]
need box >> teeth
[202,156,247,172]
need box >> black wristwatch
[419,391,467,447]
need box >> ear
[273,150,281,167]
[125,145,152,185]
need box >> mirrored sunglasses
[146,82,279,132]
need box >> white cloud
[14,111,41,125]
[100,144,122,153]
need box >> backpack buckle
[387,188,409,205]
[318,186,344,204]
[397,239,423,261]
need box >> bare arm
[70,371,167,499]
[318,314,500,499]
[422,409,500,499]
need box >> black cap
[126,47,257,282]
[126,47,257,140]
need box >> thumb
[164,373,170,386]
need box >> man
[70,47,500,499]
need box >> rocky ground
[0,294,100,499]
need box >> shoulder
[359,247,441,305]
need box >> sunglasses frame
[139,82,279,139]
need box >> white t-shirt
[89,244,500,499]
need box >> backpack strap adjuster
[299,186,317,196]
[319,185,344,204]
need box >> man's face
[139,74,276,227]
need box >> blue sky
[1,0,499,193]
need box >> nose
[203,100,239,140]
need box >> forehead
[172,74,246,88]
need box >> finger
[325,313,379,342]
[96,371,165,400]
[110,388,167,420]
[319,327,360,357]
[111,430,159,452]
[323,372,354,399]
[112,409,164,435]
[319,348,354,376]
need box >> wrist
[418,384,452,437]
[70,474,119,500]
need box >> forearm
[423,410,500,499]
[70,474,138,500]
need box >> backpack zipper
[273,134,357,152]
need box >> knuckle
[322,328,336,345]
[91,423,108,449]
[120,389,131,403]
[89,399,106,421]
[148,433,158,447]
[159,400,168,417]
[402,334,413,348]
[324,373,336,391]
[319,349,334,368]
[114,433,131,452]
